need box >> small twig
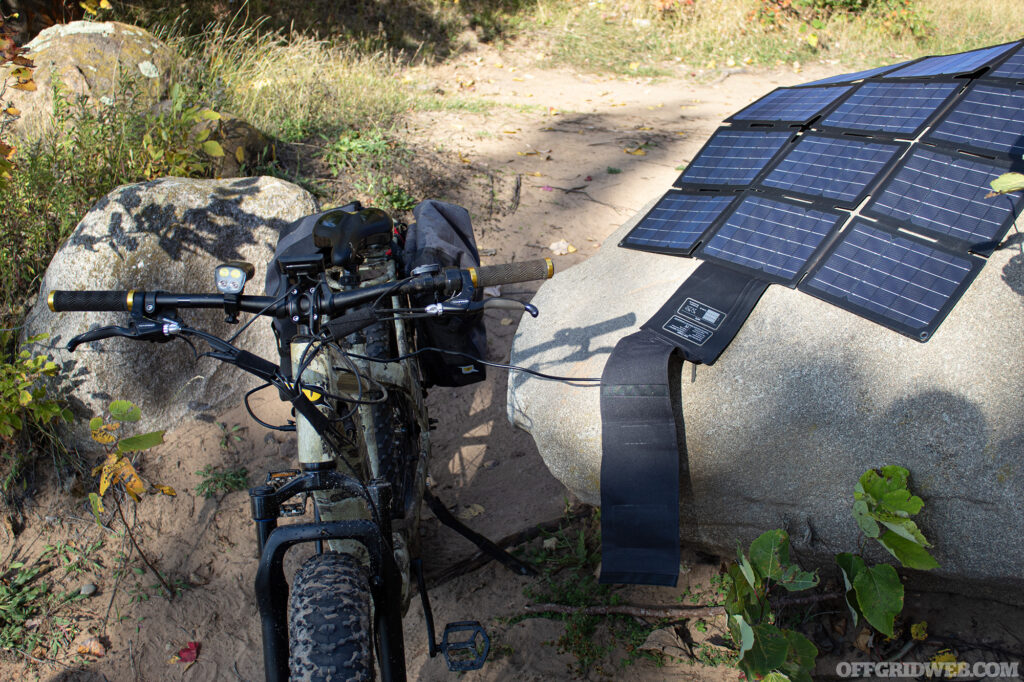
[115,502,173,598]
[524,591,843,621]
[509,174,521,215]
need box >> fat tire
[289,552,373,682]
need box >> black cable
[345,346,602,384]
[244,382,296,431]
[226,290,290,344]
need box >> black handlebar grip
[471,258,554,288]
[49,290,135,312]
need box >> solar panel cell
[698,195,845,285]
[759,134,905,206]
[620,191,736,254]
[988,43,1024,81]
[818,80,961,136]
[673,129,792,188]
[728,85,851,125]
[800,220,981,339]
[926,82,1024,159]
[885,42,1017,78]
[864,147,1022,254]
[797,62,909,87]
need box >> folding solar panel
[817,80,961,137]
[726,85,851,127]
[884,42,1018,79]
[796,62,910,87]
[620,190,736,255]
[863,146,1023,255]
[986,42,1024,82]
[800,220,983,341]
[696,194,846,285]
[926,82,1024,159]
[673,128,792,189]
[758,134,906,208]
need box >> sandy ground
[2,43,1021,682]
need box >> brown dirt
[2,43,1022,682]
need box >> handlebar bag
[402,200,487,388]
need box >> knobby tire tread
[288,552,373,682]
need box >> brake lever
[425,298,539,318]
[66,317,181,352]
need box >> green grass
[195,465,250,498]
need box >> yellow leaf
[235,146,245,164]
[152,484,176,497]
[101,0,112,7]
[91,428,116,444]
[807,33,819,48]
[80,1,98,15]
[4,106,20,116]
[624,147,647,156]
[112,459,146,500]
[911,621,928,641]
[97,453,121,496]
[12,80,36,92]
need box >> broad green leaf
[875,514,929,546]
[878,465,909,488]
[749,529,790,582]
[853,499,879,537]
[117,430,165,452]
[783,628,818,668]
[726,563,765,622]
[195,128,211,143]
[738,551,757,589]
[109,399,141,422]
[202,140,225,157]
[763,673,791,682]
[730,614,754,659]
[879,488,923,516]
[777,563,818,592]
[89,417,104,430]
[853,563,904,636]
[739,625,790,679]
[989,172,1024,196]
[878,531,940,570]
[18,389,32,406]
[859,468,902,502]
[198,109,222,121]
[835,553,866,627]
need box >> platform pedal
[263,469,307,517]
[440,621,490,672]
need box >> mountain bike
[47,201,555,681]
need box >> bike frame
[251,257,426,682]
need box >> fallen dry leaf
[549,240,577,256]
[458,504,485,520]
[853,627,873,654]
[624,146,647,156]
[77,637,106,658]
[169,640,200,664]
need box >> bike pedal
[439,621,489,672]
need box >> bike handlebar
[48,258,555,316]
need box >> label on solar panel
[799,219,983,341]
[673,128,792,189]
[758,133,906,208]
[697,194,847,286]
[986,42,1024,82]
[678,298,725,330]
[620,190,736,255]
[727,85,851,127]
[926,82,1024,160]
[884,42,1017,79]
[863,146,1023,255]
[817,80,961,138]
[662,316,713,345]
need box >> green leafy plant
[217,421,244,450]
[141,82,225,179]
[0,332,73,489]
[194,465,249,498]
[724,465,937,679]
[725,529,820,682]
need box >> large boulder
[507,201,1024,596]
[24,176,318,450]
[2,21,174,139]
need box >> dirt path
[1,50,856,681]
